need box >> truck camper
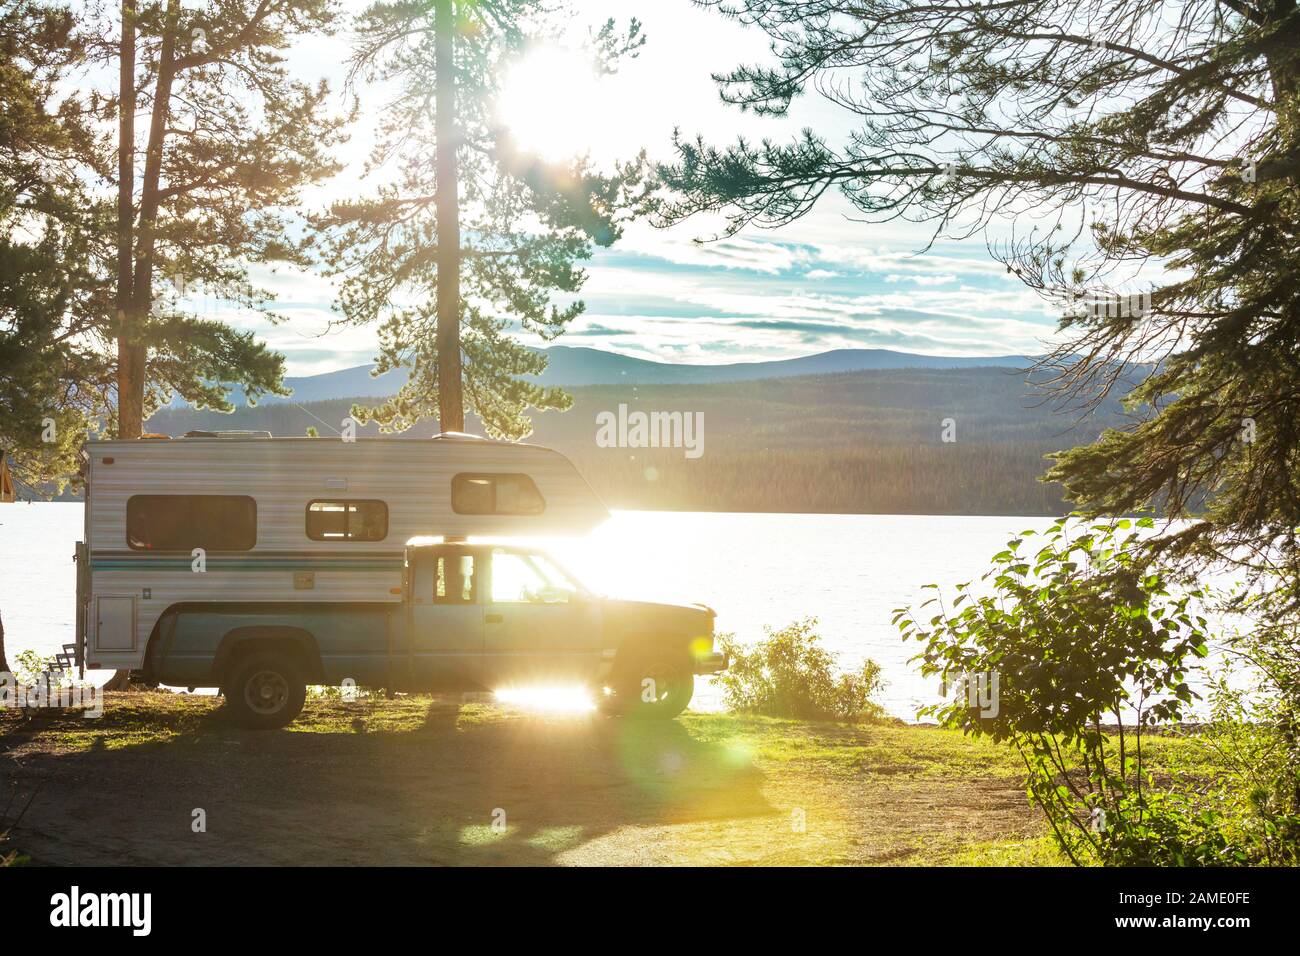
[75,432,725,727]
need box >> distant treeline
[141,368,1136,515]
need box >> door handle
[486,613,503,624]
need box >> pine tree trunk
[110,0,146,687]
[434,0,464,433]
[0,606,10,676]
[130,0,178,347]
[116,0,142,439]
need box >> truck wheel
[604,647,693,720]
[224,650,307,729]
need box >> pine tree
[98,0,352,437]
[1,0,106,489]
[316,0,649,439]
[1,0,106,674]
[4,1,349,678]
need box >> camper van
[75,432,725,727]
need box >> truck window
[434,553,476,604]
[127,495,257,551]
[490,549,572,604]
[451,473,545,515]
[306,500,388,541]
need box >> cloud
[816,244,1008,278]
[211,235,1063,375]
[613,222,817,274]
[569,323,636,337]
[885,273,957,286]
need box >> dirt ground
[0,693,1052,866]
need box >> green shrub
[716,618,886,722]
[896,517,1224,866]
[12,650,64,687]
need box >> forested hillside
[142,368,1135,515]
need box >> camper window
[451,474,545,515]
[126,495,257,551]
[306,500,388,541]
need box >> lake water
[0,503,1069,717]
[539,511,1067,716]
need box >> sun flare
[493,684,598,714]
[496,46,601,162]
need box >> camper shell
[75,432,724,725]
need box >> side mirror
[534,584,571,604]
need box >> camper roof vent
[431,432,494,442]
[182,430,273,439]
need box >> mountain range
[177,346,1036,406]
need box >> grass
[0,692,1221,866]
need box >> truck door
[407,547,484,689]
[482,547,603,686]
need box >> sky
[205,0,1066,376]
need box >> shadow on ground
[0,696,771,865]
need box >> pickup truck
[142,542,727,728]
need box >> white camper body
[78,434,608,672]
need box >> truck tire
[603,646,693,720]
[223,650,307,730]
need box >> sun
[496,45,601,162]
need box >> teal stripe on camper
[90,554,405,571]
[91,550,403,558]
[90,561,403,571]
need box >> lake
[0,503,1066,717]
[7,503,1236,718]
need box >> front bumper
[693,651,729,675]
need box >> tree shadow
[0,697,771,866]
